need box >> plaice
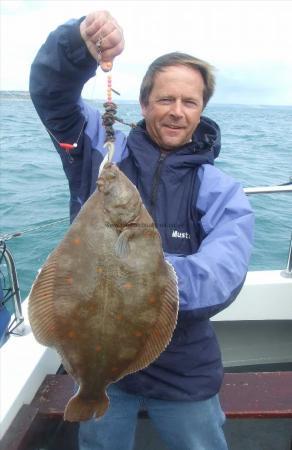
[28,163,178,422]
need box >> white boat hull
[212,270,292,367]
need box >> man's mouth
[164,124,184,130]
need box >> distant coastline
[0,91,138,104]
[0,90,31,99]
[0,91,291,107]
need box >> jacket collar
[126,115,221,170]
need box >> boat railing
[244,183,292,195]
[282,233,292,278]
[0,241,24,340]
[244,180,292,278]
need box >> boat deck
[9,415,288,450]
[134,417,292,450]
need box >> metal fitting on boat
[0,242,25,336]
[281,232,292,278]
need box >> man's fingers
[100,37,124,60]
[89,22,117,45]
[93,27,123,52]
[80,10,124,67]
[84,11,112,37]
[85,19,105,37]
[99,39,124,72]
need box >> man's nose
[169,100,183,118]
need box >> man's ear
[140,102,146,118]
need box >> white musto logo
[172,230,191,239]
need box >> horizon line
[1,90,291,108]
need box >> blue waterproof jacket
[29,19,254,401]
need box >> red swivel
[59,143,77,151]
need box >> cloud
[1,0,292,105]
[213,61,292,105]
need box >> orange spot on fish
[123,282,133,289]
[134,331,143,337]
[116,314,123,321]
[88,304,97,312]
[96,267,103,273]
[111,367,119,372]
[148,296,156,304]
[68,330,76,338]
[95,345,102,352]
[66,277,73,285]
[73,237,81,245]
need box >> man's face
[141,65,204,151]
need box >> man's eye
[158,98,172,105]
[185,100,198,107]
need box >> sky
[1,0,292,105]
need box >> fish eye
[106,172,117,180]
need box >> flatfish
[28,162,178,422]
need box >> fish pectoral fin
[64,390,110,422]
[115,223,155,258]
[114,229,132,258]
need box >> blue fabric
[79,383,228,450]
[0,280,10,345]
[0,305,10,344]
[29,18,254,403]
[114,122,253,401]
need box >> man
[30,10,254,450]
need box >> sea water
[0,97,291,299]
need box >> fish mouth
[97,176,106,192]
[103,162,115,170]
[97,163,119,192]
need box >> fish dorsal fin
[118,261,179,377]
[28,253,58,347]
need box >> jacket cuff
[65,17,98,67]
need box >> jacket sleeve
[165,165,254,319]
[29,18,105,222]
[29,18,98,157]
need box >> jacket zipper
[150,153,167,219]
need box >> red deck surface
[1,371,292,450]
[220,372,292,418]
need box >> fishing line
[35,33,137,167]
[45,120,86,152]
[0,217,69,242]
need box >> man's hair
[139,52,216,109]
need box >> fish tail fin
[64,392,110,422]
